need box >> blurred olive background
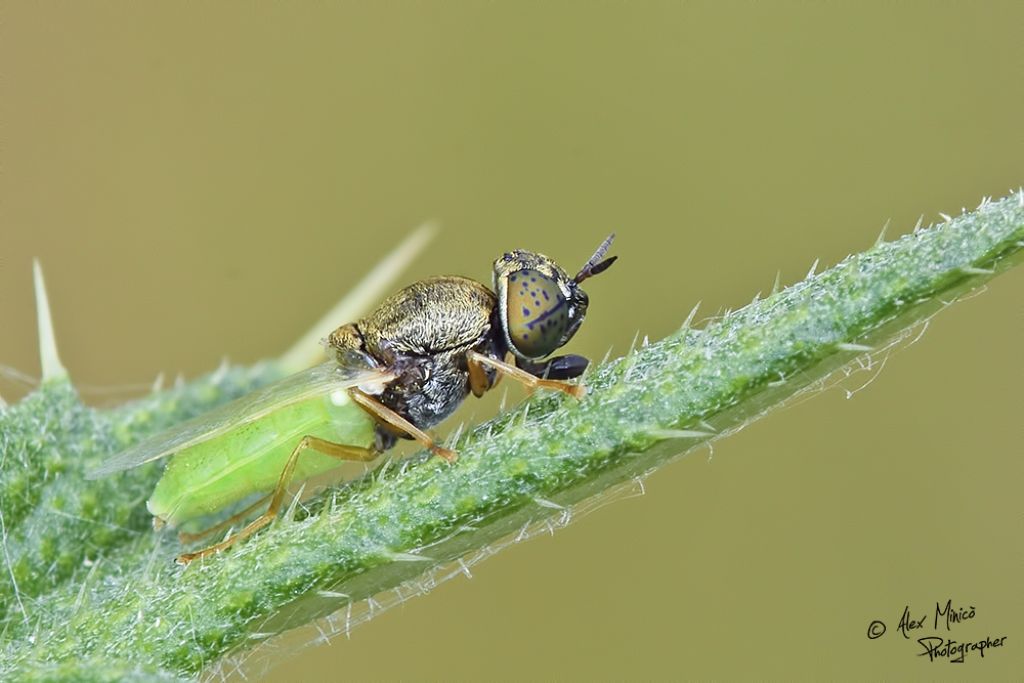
[2,2,1022,680]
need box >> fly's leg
[176,436,378,564]
[517,354,589,381]
[349,389,457,462]
[467,351,586,399]
[468,351,503,397]
[176,493,272,544]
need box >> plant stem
[3,192,1022,680]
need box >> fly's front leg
[468,350,497,397]
[467,351,586,399]
[516,354,589,381]
[176,436,378,564]
[349,390,458,462]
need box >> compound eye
[502,269,568,359]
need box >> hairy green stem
[0,365,285,626]
[2,192,1022,680]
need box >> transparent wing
[86,361,390,478]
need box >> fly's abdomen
[147,389,376,528]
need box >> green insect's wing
[86,361,390,478]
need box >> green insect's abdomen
[148,390,376,528]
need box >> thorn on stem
[278,221,439,373]
[33,259,68,382]
[682,300,701,329]
[874,218,891,246]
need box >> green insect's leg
[176,436,378,564]
[349,390,457,462]
[177,492,272,544]
[467,351,586,399]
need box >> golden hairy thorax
[353,276,497,357]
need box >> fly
[88,235,617,563]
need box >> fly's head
[493,234,617,362]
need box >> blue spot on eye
[522,306,530,316]
[531,277,537,282]
[510,275,517,282]
[542,290,549,300]
[522,333,529,340]
[534,300,541,307]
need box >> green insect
[88,235,617,563]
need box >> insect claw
[547,380,586,400]
[176,546,221,565]
[175,552,200,566]
[431,446,458,462]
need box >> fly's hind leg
[176,436,378,564]
[349,390,457,462]
[467,351,586,399]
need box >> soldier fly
[89,235,617,563]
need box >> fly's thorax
[379,347,472,431]
[349,276,496,361]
